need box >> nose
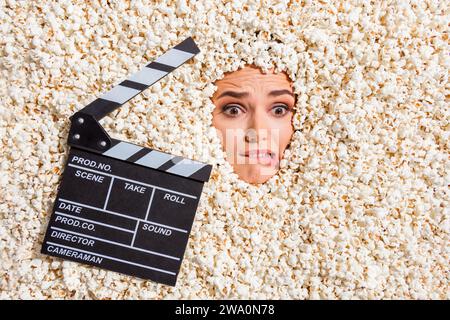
[244,109,269,143]
[244,130,257,143]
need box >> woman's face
[211,65,295,184]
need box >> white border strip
[68,163,197,199]
[58,198,188,234]
[50,226,179,261]
[54,211,133,234]
[46,241,176,276]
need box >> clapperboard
[41,37,212,286]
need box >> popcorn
[1,0,448,300]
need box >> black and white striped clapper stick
[81,37,200,120]
[41,37,213,286]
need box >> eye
[271,104,290,117]
[222,104,244,117]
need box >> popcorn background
[1,0,449,299]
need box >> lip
[239,149,278,166]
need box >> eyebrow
[268,89,295,98]
[216,89,294,99]
[216,91,249,99]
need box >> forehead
[215,66,293,90]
